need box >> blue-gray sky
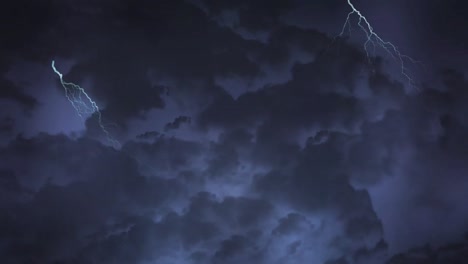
[1,0,468,263]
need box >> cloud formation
[1,0,468,263]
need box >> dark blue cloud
[1,0,468,263]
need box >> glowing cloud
[51,60,120,148]
[339,0,419,88]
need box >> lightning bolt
[51,60,120,148]
[339,0,419,88]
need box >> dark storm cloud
[0,78,37,109]
[348,69,468,251]
[2,0,468,263]
[59,0,266,127]
[0,117,15,135]
[0,129,386,263]
[252,132,386,261]
[69,191,273,264]
[0,0,66,60]
[194,2,468,256]
[198,25,402,133]
[199,0,293,32]
[164,115,191,132]
[135,130,162,140]
[416,0,468,71]
[2,0,266,132]
[0,133,282,263]
[1,0,391,261]
[123,136,204,176]
[0,135,188,263]
[387,235,468,264]
[193,49,393,260]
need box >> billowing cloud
[1,0,468,263]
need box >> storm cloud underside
[1,0,468,263]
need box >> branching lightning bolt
[339,0,419,88]
[51,60,120,148]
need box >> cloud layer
[1,0,468,263]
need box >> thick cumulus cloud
[386,234,468,264]
[2,0,468,263]
[0,135,182,263]
[0,133,385,263]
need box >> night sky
[1,0,468,263]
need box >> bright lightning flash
[339,0,418,88]
[51,60,120,148]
